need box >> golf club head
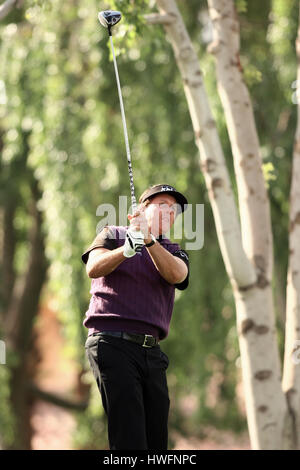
[98,10,122,33]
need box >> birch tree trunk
[206,0,292,448]
[207,0,273,284]
[152,0,292,449]
[282,6,300,449]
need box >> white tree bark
[153,0,291,449]
[207,0,273,285]
[207,0,291,449]
[282,7,300,449]
[0,0,23,21]
[151,0,255,290]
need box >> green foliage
[110,0,149,35]
[0,355,16,448]
[235,0,248,14]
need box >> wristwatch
[145,234,156,247]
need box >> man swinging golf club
[83,184,189,450]
[82,12,190,450]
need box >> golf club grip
[109,36,137,214]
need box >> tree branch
[144,13,176,25]
[5,170,48,352]
[28,383,89,412]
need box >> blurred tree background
[0,0,298,449]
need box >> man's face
[143,193,178,236]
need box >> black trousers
[85,333,170,450]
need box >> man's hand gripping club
[123,206,150,258]
[123,227,144,258]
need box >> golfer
[82,184,190,450]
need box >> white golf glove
[123,227,144,258]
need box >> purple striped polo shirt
[81,225,189,340]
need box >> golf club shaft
[109,35,137,214]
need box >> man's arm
[145,239,188,285]
[85,241,188,283]
[86,247,127,278]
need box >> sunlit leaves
[235,0,247,14]
[242,63,262,87]
[262,161,277,187]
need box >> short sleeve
[81,226,118,265]
[172,249,189,290]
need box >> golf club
[98,11,139,212]
[98,10,144,253]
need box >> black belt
[94,331,159,348]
